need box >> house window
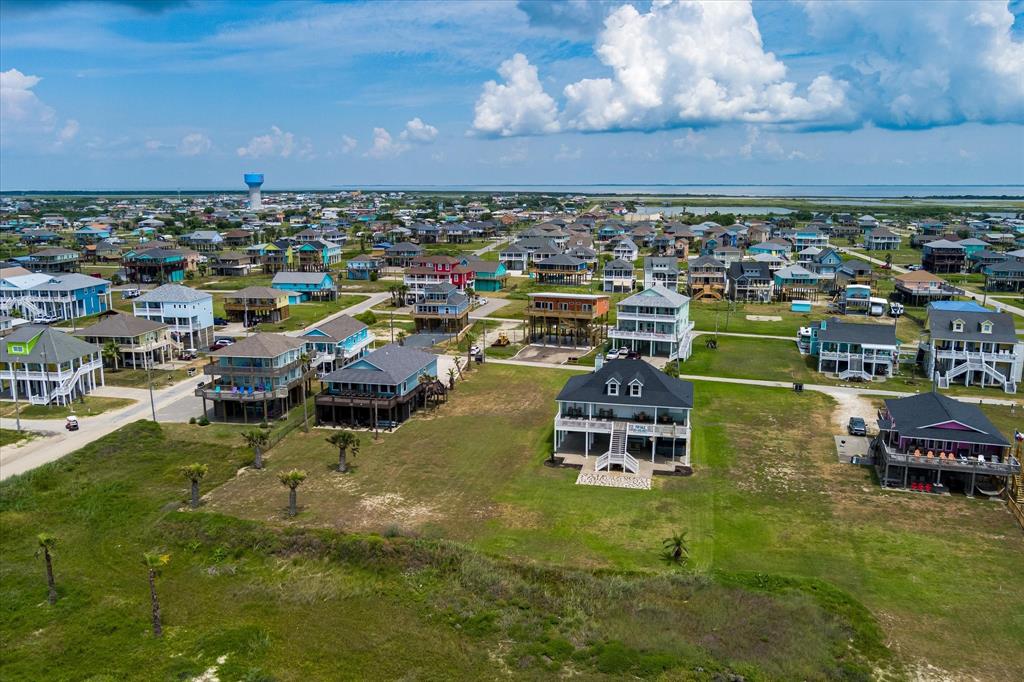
[980,321,993,334]
[607,380,619,396]
[952,319,964,332]
[629,383,642,397]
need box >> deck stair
[839,356,872,381]
[942,359,1006,390]
[595,422,639,474]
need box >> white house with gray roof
[132,283,214,350]
[803,317,900,381]
[0,324,104,406]
[610,285,694,360]
[553,358,694,474]
[923,303,1022,393]
[642,256,680,291]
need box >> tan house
[223,286,296,325]
[75,313,175,367]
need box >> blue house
[74,225,112,244]
[315,343,439,428]
[0,272,111,322]
[808,248,844,279]
[347,255,383,280]
[465,258,508,291]
[271,271,337,301]
[301,314,375,372]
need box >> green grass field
[0,428,34,447]
[0,396,135,419]
[102,366,192,389]
[251,294,369,333]
[198,364,1023,681]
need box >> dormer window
[629,381,642,398]
[606,379,619,396]
[952,319,964,333]
[980,320,993,334]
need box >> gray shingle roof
[1,325,99,364]
[884,392,1009,447]
[927,307,1017,343]
[619,285,690,308]
[75,313,166,338]
[302,314,367,343]
[135,283,211,303]
[322,343,434,384]
[30,273,109,291]
[556,359,694,409]
[211,333,305,358]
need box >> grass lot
[689,300,927,343]
[103,366,192,389]
[200,364,1024,681]
[0,428,34,447]
[683,336,815,383]
[251,294,368,333]
[198,274,273,291]
[0,396,135,419]
[0,418,884,680]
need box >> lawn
[103,366,192,389]
[0,417,883,681]
[0,428,34,447]
[689,299,927,343]
[197,274,274,291]
[201,363,1024,681]
[0,396,135,419]
[251,294,368,333]
[682,336,816,383]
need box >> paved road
[838,247,1024,318]
[284,291,389,337]
[472,238,507,257]
[0,376,202,480]
[470,297,512,319]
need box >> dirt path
[826,390,879,432]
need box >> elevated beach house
[873,392,1019,496]
[601,258,635,293]
[553,358,694,474]
[642,256,681,291]
[75,313,174,368]
[686,256,727,301]
[526,293,610,347]
[132,283,213,351]
[923,302,1022,394]
[609,285,694,360]
[315,343,439,429]
[196,333,313,422]
[0,324,104,406]
[412,283,469,333]
[271,271,337,301]
[223,286,298,325]
[301,314,375,374]
[803,317,900,381]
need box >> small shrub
[259,420,269,429]
[369,271,378,281]
[189,416,197,424]
[197,416,210,426]
[355,310,377,325]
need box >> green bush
[355,311,377,325]
[188,416,197,424]
[259,421,269,429]
[197,416,210,426]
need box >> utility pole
[10,360,22,432]
[146,353,157,422]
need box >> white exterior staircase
[595,422,639,474]
[838,356,872,382]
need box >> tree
[279,469,307,517]
[661,531,689,567]
[180,463,208,509]
[101,340,120,371]
[396,331,406,346]
[143,552,170,637]
[242,430,270,469]
[36,533,58,605]
[326,431,359,473]
[447,366,457,390]
[299,352,311,432]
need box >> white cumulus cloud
[237,126,296,158]
[561,1,849,132]
[365,127,408,159]
[177,132,212,156]
[472,52,561,137]
[1,68,80,148]
[400,117,438,143]
[340,134,358,154]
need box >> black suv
[847,417,867,436]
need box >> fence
[1008,496,1024,532]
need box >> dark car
[847,417,867,437]
[213,316,229,326]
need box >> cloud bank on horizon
[474,0,1024,136]
[1,0,1022,188]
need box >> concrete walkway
[838,247,1024,318]
[472,238,507,257]
[694,330,794,342]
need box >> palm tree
[242,430,270,469]
[299,352,311,432]
[36,533,58,605]
[143,552,170,637]
[661,531,689,566]
[396,331,406,346]
[180,463,208,509]
[102,340,120,371]
[447,366,457,390]
[326,431,359,472]
[279,469,307,517]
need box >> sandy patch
[826,390,879,432]
[357,492,437,527]
[745,314,783,322]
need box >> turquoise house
[270,271,337,301]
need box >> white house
[553,358,694,474]
[924,303,1022,394]
[609,285,695,360]
[0,324,104,406]
[132,283,215,350]
[612,238,639,262]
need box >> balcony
[933,349,1018,362]
[316,384,423,409]
[819,351,895,362]
[195,385,290,401]
[609,329,679,342]
[526,306,601,319]
[203,357,305,377]
[617,310,679,322]
[555,416,689,438]
[879,443,1021,476]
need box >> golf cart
[65,416,80,431]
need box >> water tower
[243,173,264,210]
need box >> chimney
[595,352,604,370]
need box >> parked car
[213,316,229,326]
[906,264,923,271]
[32,314,60,324]
[179,348,198,361]
[469,345,482,356]
[209,338,234,351]
[120,287,141,299]
[618,347,630,357]
[605,348,620,360]
[888,301,905,318]
[847,417,867,436]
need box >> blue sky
[1,0,1023,190]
